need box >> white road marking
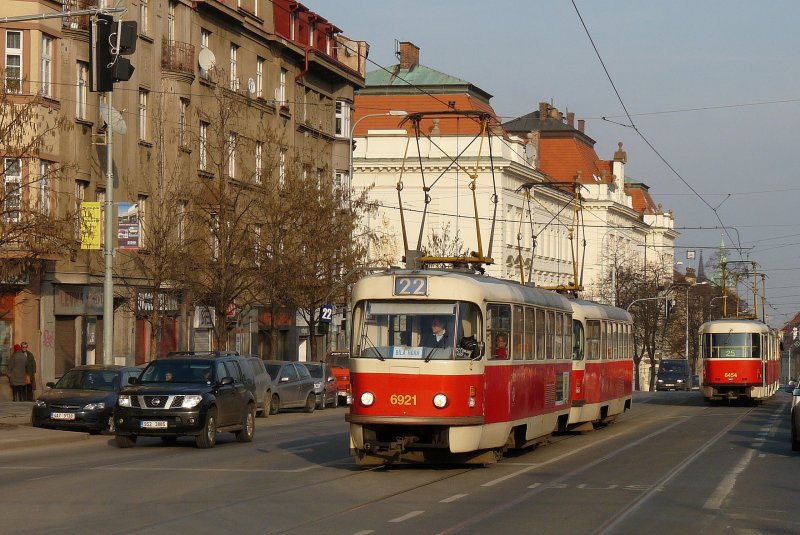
[352,531,374,535]
[527,482,541,489]
[704,448,757,510]
[440,494,468,503]
[389,511,424,523]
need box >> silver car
[263,360,316,414]
[304,362,339,410]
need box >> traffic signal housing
[665,298,676,318]
[90,15,137,92]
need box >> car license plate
[51,412,75,420]
[140,420,168,429]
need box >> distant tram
[346,268,633,464]
[698,318,781,403]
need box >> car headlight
[657,379,664,383]
[182,395,203,409]
[433,393,448,409]
[83,402,106,411]
[676,379,684,383]
[118,395,131,407]
[34,400,47,408]
[314,382,322,389]
[360,391,375,406]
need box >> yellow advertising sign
[80,202,102,250]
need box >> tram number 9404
[390,394,417,406]
[724,372,738,378]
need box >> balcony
[62,0,96,31]
[161,40,195,76]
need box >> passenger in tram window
[493,333,509,359]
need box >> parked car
[244,356,272,417]
[304,362,338,409]
[324,350,352,405]
[113,353,256,448]
[31,365,141,433]
[691,375,700,390]
[263,360,316,414]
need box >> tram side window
[487,304,511,360]
[524,307,535,360]
[554,311,564,359]
[563,314,572,361]
[513,305,524,360]
[545,310,555,359]
[752,334,761,358]
[587,320,601,360]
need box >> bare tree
[0,82,77,292]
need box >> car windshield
[659,362,686,373]
[55,369,120,391]
[352,300,482,361]
[139,361,213,383]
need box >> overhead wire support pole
[103,88,114,365]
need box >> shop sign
[136,290,180,315]
[55,286,104,315]
[194,306,216,329]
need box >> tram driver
[421,317,451,348]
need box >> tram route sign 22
[320,304,333,324]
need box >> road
[1,391,798,535]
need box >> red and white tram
[568,300,633,429]
[698,318,781,403]
[346,269,632,464]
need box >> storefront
[53,285,104,374]
[134,290,180,364]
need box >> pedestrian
[7,343,27,402]
[22,342,36,401]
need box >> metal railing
[161,40,195,75]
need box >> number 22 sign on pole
[320,304,333,324]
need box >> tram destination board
[394,276,427,296]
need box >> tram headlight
[433,393,448,409]
[360,391,375,407]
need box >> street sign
[320,304,333,324]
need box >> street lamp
[348,110,408,192]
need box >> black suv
[113,352,256,448]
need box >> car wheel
[304,392,315,413]
[195,407,217,449]
[259,393,271,418]
[236,405,256,443]
[270,394,280,415]
[116,435,137,448]
[316,395,325,410]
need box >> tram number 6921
[390,394,417,406]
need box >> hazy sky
[310,0,800,327]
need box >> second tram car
[698,318,781,403]
[346,269,633,464]
[568,300,634,429]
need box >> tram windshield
[352,300,482,361]
[701,332,761,358]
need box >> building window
[76,61,88,120]
[167,1,176,41]
[137,194,147,248]
[39,161,51,216]
[3,159,21,222]
[255,141,262,184]
[254,224,262,266]
[229,44,238,90]
[227,132,237,178]
[256,57,263,98]
[278,68,286,105]
[335,100,350,137]
[139,0,148,35]
[75,179,88,237]
[199,121,208,171]
[179,98,188,147]
[40,35,52,98]
[5,31,22,94]
[138,89,148,141]
[334,170,349,192]
[278,150,285,187]
[200,29,210,80]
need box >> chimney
[614,142,627,163]
[577,119,585,133]
[566,112,575,128]
[399,42,419,70]
[538,102,548,119]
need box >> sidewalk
[0,401,90,451]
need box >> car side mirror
[220,376,234,386]
[46,381,55,388]
[128,377,138,385]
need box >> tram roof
[569,299,632,322]
[355,269,573,311]
[699,318,773,333]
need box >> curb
[0,423,91,451]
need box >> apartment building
[0,0,366,390]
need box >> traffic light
[90,15,137,92]
[665,298,676,318]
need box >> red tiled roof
[538,137,612,184]
[625,185,658,216]
[353,94,500,136]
